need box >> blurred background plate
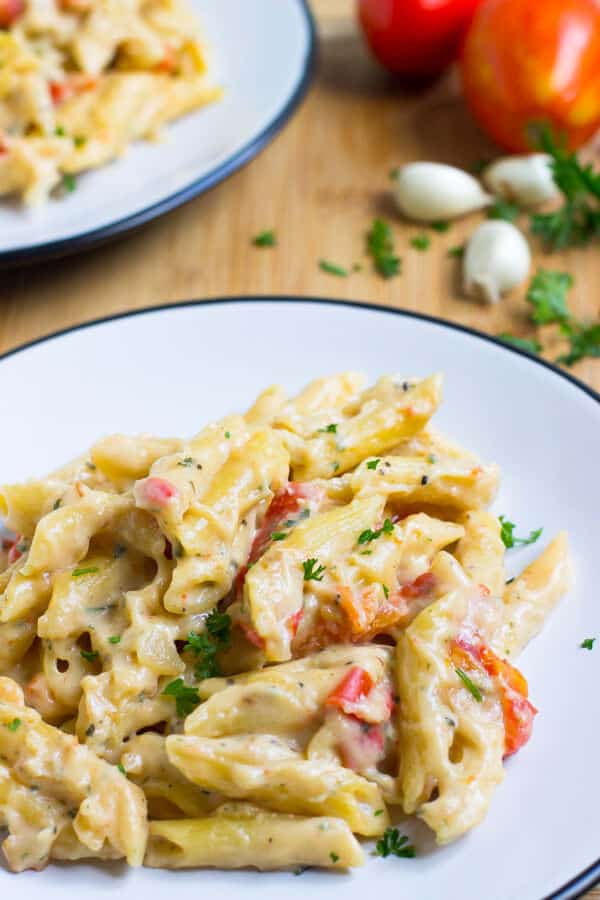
[1,297,599,899]
[0,0,316,266]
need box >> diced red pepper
[139,477,178,509]
[7,534,22,565]
[49,75,97,106]
[238,621,265,650]
[288,608,304,637]
[0,0,24,27]
[326,666,374,714]
[452,635,537,757]
[155,43,178,73]
[400,571,436,598]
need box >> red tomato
[460,0,600,151]
[0,0,24,27]
[358,0,483,79]
[326,666,374,714]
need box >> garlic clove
[392,162,492,223]
[463,220,531,305]
[482,154,559,207]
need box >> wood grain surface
[0,1,598,894]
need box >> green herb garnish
[252,229,276,247]
[499,516,543,550]
[448,244,465,258]
[581,638,596,650]
[271,531,287,541]
[497,333,542,354]
[6,718,21,732]
[302,558,326,582]
[117,763,126,775]
[527,269,573,325]
[367,219,401,279]
[62,173,76,192]
[108,635,121,645]
[72,566,99,577]
[366,458,380,470]
[80,649,99,663]
[318,423,338,433]
[375,827,416,859]
[319,259,349,277]
[183,610,232,681]
[411,234,430,251]
[430,220,450,233]
[487,199,520,222]
[455,667,483,702]
[162,678,201,717]
[178,456,194,467]
[330,852,339,864]
[357,518,393,545]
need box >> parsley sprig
[162,679,200,717]
[375,827,416,859]
[302,558,326,581]
[367,219,401,278]
[252,229,276,247]
[530,126,600,250]
[455,667,483,702]
[581,638,596,650]
[487,199,519,222]
[184,609,232,680]
[358,518,394,545]
[319,259,349,277]
[499,516,543,550]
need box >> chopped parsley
[252,229,276,247]
[382,584,389,599]
[357,518,393,545]
[430,220,450,233]
[224,431,231,439]
[183,609,232,680]
[527,269,573,325]
[530,125,600,250]
[410,234,430,251]
[319,259,349,277]
[366,458,380,470]
[74,135,86,148]
[366,219,401,279]
[499,516,543,550]
[162,678,201,716]
[116,763,126,775]
[271,531,287,541]
[487,199,519,222]
[580,638,596,650]
[53,498,62,510]
[72,566,99,577]
[6,718,21,732]
[55,125,66,136]
[318,423,338,434]
[375,827,416,859]
[178,456,194,467]
[62,173,76,192]
[497,333,542,355]
[80,649,99,663]
[302,558,326,582]
[108,635,121,645]
[455,667,483,702]
[329,852,339,864]
[556,321,600,367]
[448,244,465,258]
[374,808,384,816]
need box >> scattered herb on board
[302,558,326,582]
[530,126,600,250]
[487,199,520,222]
[375,827,416,859]
[497,334,542,354]
[319,259,349,277]
[430,220,450,233]
[527,269,572,325]
[410,234,430,251]
[358,518,393,545]
[366,219,401,278]
[162,678,201,716]
[455,667,483,702]
[448,244,465,258]
[252,229,276,247]
[499,516,543,549]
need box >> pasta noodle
[0,372,571,874]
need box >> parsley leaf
[252,229,276,247]
[526,269,573,325]
[497,333,542,354]
[448,244,465,258]
[487,199,520,222]
[366,458,380,470]
[317,423,338,433]
[302,558,326,581]
[108,635,121,644]
[357,518,394,545]
[375,827,416,859]
[455,667,483,702]
[62,173,76,192]
[557,320,600,367]
[430,220,450,232]
[329,852,339,863]
[6,718,21,732]
[117,763,127,775]
[177,456,194,467]
[72,566,99,577]
[162,678,201,717]
[581,638,596,650]
[319,259,349,277]
[271,531,287,541]
[184,610,232,681]
[530,125,600,250]
[367,219,401,279]
[499,516,543,549]
[410,234,430,251]
[80,649,99,663]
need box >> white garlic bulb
[392,162,492,222]
[482,154,558,207]
[463,221,531,304]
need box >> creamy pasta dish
[0,373,571,873]
[0,0,219,204]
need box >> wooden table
[0,3,598,895]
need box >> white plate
[0,1,315,265]
[1,298,599,900]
